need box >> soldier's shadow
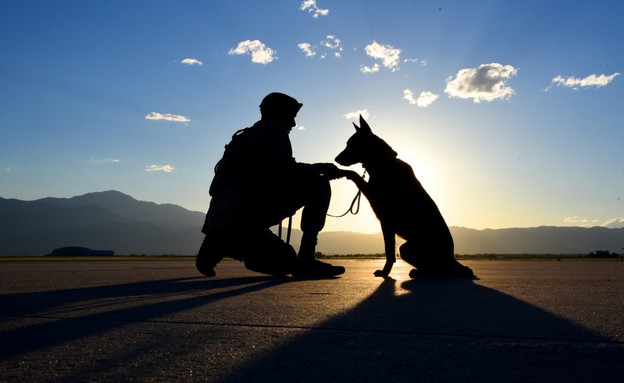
[226,277,623,382]
[0,276,286,360]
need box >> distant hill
[0,191,205,255]
[1,191,622,256]
[450,226,624,255]
[316,226,623,256]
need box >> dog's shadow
[225,277,623,382]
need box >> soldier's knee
[313,174,331,194]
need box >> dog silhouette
[335,115,474,278]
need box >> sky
[1,0,623,234]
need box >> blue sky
[1,0,622,233]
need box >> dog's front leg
[375,223,396,277]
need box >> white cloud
[300,0,329,18]
[298,43,316,57]
[445,63,518,103]
[94,158,120,164]
[403,57,427,66]
[145,112,190,123]
[145,164,175,173]
[552,72,620,88]
[362,41,402,73]
[344,109,370,120]
[404,89,439,108]
[228,40,276,64]
[566,216,624,228]
[563,216,600,226]
[602,217,624,228]
[180,58,203,66]
[403,89,418,104]
[564,216,589,223]
[321,35,340,49]
[299,35,342,59]
[321,35,342,59]
[360,63,380,74]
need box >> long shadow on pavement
[0,276,286,361]
[225,278,623,383]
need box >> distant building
[47,247,114,256]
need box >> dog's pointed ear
[359,114,372,133]
[352,122,360,131]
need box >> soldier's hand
[316,163,343,180]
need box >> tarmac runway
[1,259,623,382]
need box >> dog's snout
[335,152,354,166]
[335,151,348,165]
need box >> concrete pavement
[1,259,623,382]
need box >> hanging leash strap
[327,170,367,218]
[278,170,366,243]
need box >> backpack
[209,125,261,196]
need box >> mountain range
[0,191,205,256]
[1,191,622,256]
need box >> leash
[278,170,366,244]
[327,170,367,218]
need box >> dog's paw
[374,269,389,277]
[341,170,360,181]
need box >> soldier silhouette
[197,92,347,278]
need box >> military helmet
[259,92,303,118]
